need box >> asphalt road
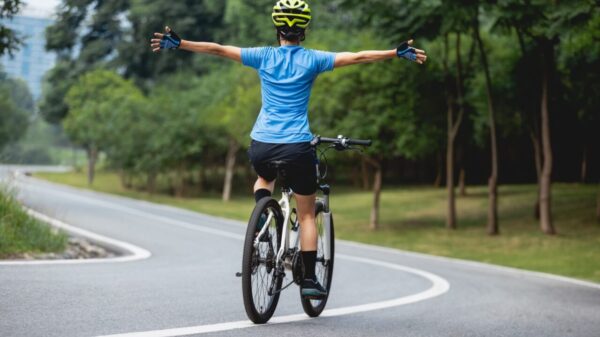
[1,166,599,337]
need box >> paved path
[1,166,599,337]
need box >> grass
[0,188,68,258]
[36,170,600,282]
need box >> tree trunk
[197,167,204,195]
[443,33,465,230]
[446,128,457,229]
[174,164,186,198]
[119,170,127,189]
[596,186,600,223]
[368,159,382,231]
[361,158,370,190]
[530,130,542,219]
[539,43,556,235]
[475,21,499,235]
[434,152,443,187]
[222,138,240,202]
[147,172,157,195]
[581,146,588,183]
[459,168,467,197]
[86,147,98,186]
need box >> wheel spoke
[250,208,280,315]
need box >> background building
[1,15,56,101]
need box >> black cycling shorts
[248,140,317,196]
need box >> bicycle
[240,135,372,324]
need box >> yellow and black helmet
[272,0,312,40]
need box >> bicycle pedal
[235,272,242,277]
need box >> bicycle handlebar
[311,135,373,149]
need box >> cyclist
[150,0,427,299]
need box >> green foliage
[0,0,23,57]
[0,188,67,257]
[0,72,29,152]
[207,67,261,145]
[63,70,144,154]
[36,0,600,191]
[41,0,130,124]
[223,0,274,45]
[311,31,442,160]
[39,60,78,123]
[121,0,227,85]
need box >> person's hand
[150,26,181,52]
[397,40,427,64]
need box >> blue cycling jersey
[241,46,336,144]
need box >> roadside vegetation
[0,188,67,258]
[37,170,600,282]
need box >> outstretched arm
[150,27,241,63]
[334,40,427,68]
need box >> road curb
[0,207,152,266]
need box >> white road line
[11,178,451,336]
[11,175,599,337]
[95,254,450,337]
[13,176,600,291]
[0,208,151,266]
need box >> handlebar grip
[347,139,372,147]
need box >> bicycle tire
[300,200,335,317]
[241,197,284,324]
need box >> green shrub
[0,188,67,258]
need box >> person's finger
[151,38,161,43]
[152,47,161,53]
[151,43,160,49]
[416,59,423,65]
[165,26,171,33]
[154,32,164,38]
[414,48,426,54]
[407,39,414,46]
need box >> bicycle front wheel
[301,200,335,317]
[241,197,283,324]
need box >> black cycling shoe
[301,277,328,299]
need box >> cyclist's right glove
[160,29,181,50]
[396,41,417,62]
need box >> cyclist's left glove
[160,29,181,50]
[396,41,417,62]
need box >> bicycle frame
[253,186,332,270]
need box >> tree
[558,5,600,184]
[41,0,130,124]
[207,67,260,201]
[494,0,596,234]
[311,31,442,230]
[473,5,500,235]
[0,0,23,56]
[64,70,144,185]
[0,67,31,152]
[120,0,226,87]
[0,87,28,152]
[0,69,33,112]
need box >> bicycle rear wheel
[301,200,335,317]
[241,197,284,324]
